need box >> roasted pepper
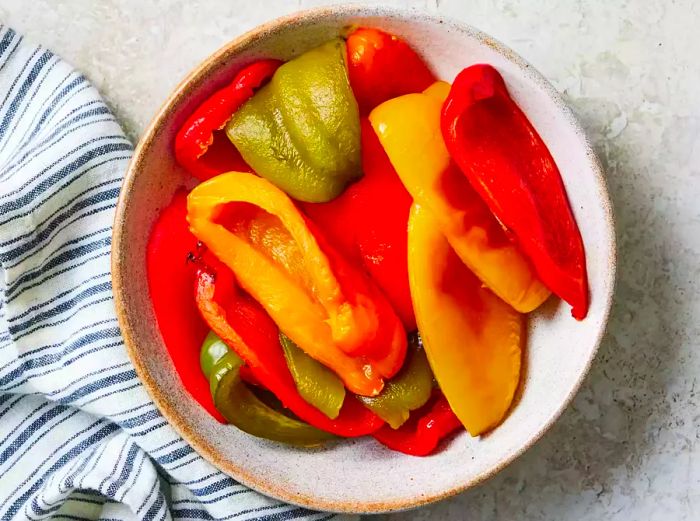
[346,27,436,114]
[372,393,462,456]
[279,334,346,420]
[195,264,384,437]
[301,118,415,329]
[227,40,361,202]
[209,349,335,447]
[200,330,230,379]
[146,191,224,422]
[188,172,407,396]
[174,59,282,180]
[358,335,434,429]
[370,82,550,313]
[441,65,589,319]
[408,204,523,436]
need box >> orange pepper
[407,204,523,436]
[187,172,406,396]
[369,82,550,313]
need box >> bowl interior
[112,6,615,514]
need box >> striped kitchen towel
[0,25,351,521]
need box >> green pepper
[279,333,346,419]
[226,39,361,202]
[358,336,434,429]
[210,349,335,447]
[200,330,230,379]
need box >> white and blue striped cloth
[0,25,349,521]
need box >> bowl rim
[111,3,617,514]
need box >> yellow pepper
[407,204,523,435]
[369,82,550,313]
[187,172,406,396]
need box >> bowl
[111,5,616,514]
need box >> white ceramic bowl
[112,5,616,514]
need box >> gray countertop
[2,1,698,519]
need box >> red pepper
[146,191,225,422]
[346,27,435,114]
[301,118,416,330]
[442,65,589,319]
[195,262,385,437]
[174,59,282,180]
[372,393,463,456]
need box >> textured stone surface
[1,0,698,519]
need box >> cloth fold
[0,25,347,521]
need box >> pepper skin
[174,59,282,180]
[146,191,224,422]
[441,65,588,319]
[200,330,230,379]
[346,27,435,114]
[407,204,523,436]
[227,40,361,202]
[279,333,346,420]
[210,349,336,447]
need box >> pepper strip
[441,65,588,319]
[195,265,384,437]
[408,204,523,436]
[146,191,224,422]
[209,349,336,447]
[372,393,462,456]
[279,333,346,420]
[346,27,435,114]
[187,172,407,396]
[370,82,549,313]
[358,335,434,429]
[226,40,361,203]
[174,59,282,180]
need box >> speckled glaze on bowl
[111,5,616,514]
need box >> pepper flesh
[370,82,550,313]
[346,27,435,114]
[146,191,224,422]
[301,118,415,329]
[279,333,346,420]
[188,172,407,396]
[194,264,384,437]
[408,204,523,436]
[358,335,434,429]
[174,59,282,180]
[441,65,588,319]
[210,350,336,447]
[227,40,361,202]
[372,393,462,456]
